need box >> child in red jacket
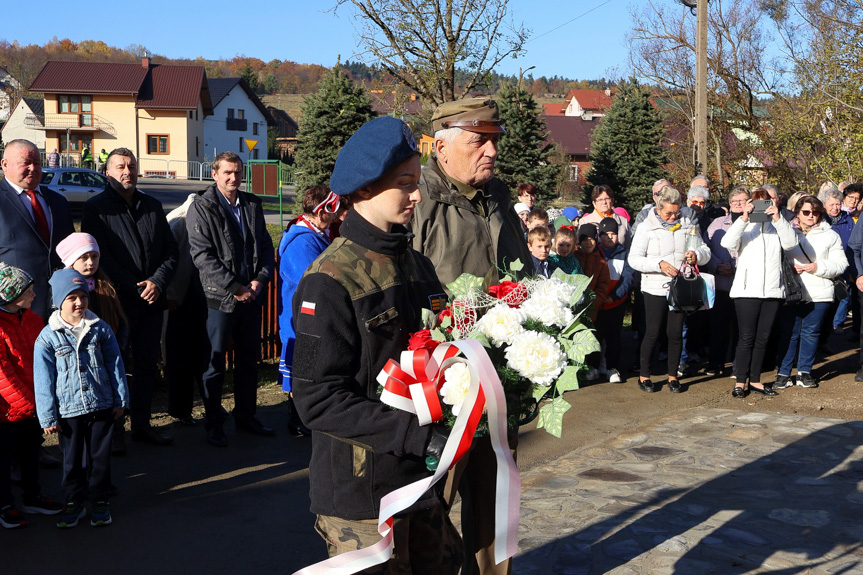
[0,263,63,528]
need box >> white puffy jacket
[628,209,711,297]
[720,215,798,299]
[784,221,848,303]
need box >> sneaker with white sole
[56,502,86,528]
[21,494,63,515]
[0,505,27,529]
[796,373,819,388]
[608,369,622,383]
[772,375,794,390]
[90,501,112,527]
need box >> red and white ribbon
[292,340,520,575]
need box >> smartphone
[750,199,773,222]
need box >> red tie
[25,189,50,246]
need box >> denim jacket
[34,310,129,428]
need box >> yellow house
[27,58,213,177]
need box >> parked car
[40,168,108,209]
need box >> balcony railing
[25,113,116,136]
[226,117,247,131]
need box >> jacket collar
[47,309,99,332]
[339,210,411,257]
[422,157,487,212]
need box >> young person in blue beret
[290,116,462,573]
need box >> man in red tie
[0,139,74,320]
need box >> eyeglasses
[799,209,819,217]
[594,197,612,203]
[690,200,706,206]
[729,199,747,205]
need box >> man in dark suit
[0,139,74,320]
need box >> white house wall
[1,101,46,149]
[203,86,267,163]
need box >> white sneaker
[608,369,622,383]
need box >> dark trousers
[126,309,163,432]
[202,303,262,428]
[708,290,738,370]
[733,298,780,384]
[0,419,41,507]
[596,303,626,371]
[58,409,114,504]
[165,288,208,419]
[640,293,685,378]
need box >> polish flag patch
[300,301,316,316]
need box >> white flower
[474,303,526,346]
[505,331,567,386]
[531,278,577,304]
[439,362,473,416]
[520,292,574,328]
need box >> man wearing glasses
[632,178,695,233]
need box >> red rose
[407,329,440,351]
[489,281,529,307]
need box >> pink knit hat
[56,232,100,267]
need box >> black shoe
[236,418,276,437]
[704,366,721,377]
[288,423,312,437]
[796,373,819,388]
[731,386,746,398]
[638,379,656,393]
[772,375,793,390]
[667,379,682,393]
[130,427,174,446]
[207,425,228,447]
[856,368,863,382]
[748,384,778,397]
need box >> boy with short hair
[0,263,63,529]
[526,207,550,232]
[528,226,555,278]
[34,268,129,528]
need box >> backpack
[667,263,704,313]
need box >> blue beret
[329,116,419,196]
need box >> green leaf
[446,273,484,300]
[566,330,601,363]
[536,397,571,438]
[431,329,447,343]
[468,332,491,348]
[561,306,590,338]
[421,308,436,329]
[556,366,580,392]
[452,328,463,340]
[532,383,551,402]
[509,259,525,273]
[440,314,452,330]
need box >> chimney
[604,88,611,96]
[142,57,150,68]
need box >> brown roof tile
[544,116,599,157]
[565,89,614,111]
[542,102,566,116]
[137,65,211,112]
[29,61,149,94]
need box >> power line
[526,0,616,43]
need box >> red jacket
[0,309,43,423]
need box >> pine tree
[496,83,562,205]
[586,79,667,213]
[293,64,376,197]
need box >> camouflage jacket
[291,210,446,519]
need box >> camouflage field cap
[431,97,505,134]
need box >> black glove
[424,425,449,471]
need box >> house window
[189,111,193,119]
[238,109,245,120]
[147,135,170,155]
[195,109,198,121]
[253,149,259,160]
[239,137,244,153]
[227,108,234,119]
[196,137,200,157]
[58,95,93,127]
[567,165,579,182]
[253,123,258,136]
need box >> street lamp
[678,0,708,177]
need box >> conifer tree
[293,64,375,197]
[586,79,667,213]
[496,82,561,205]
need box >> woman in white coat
[720,188,798,397]
[774,195,848,389]
[629,186,711,393]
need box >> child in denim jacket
[34,269,128,528]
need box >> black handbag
[667,264,704,313]
[781,250,804,305]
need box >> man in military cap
[409,97,531,575]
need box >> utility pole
[680,0,708,177]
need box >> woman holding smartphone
[720,188,798,397]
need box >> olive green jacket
[409,157,534,290]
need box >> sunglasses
[799,209,820,217]
[690,200,706,206]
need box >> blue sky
[5,0,631,81]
